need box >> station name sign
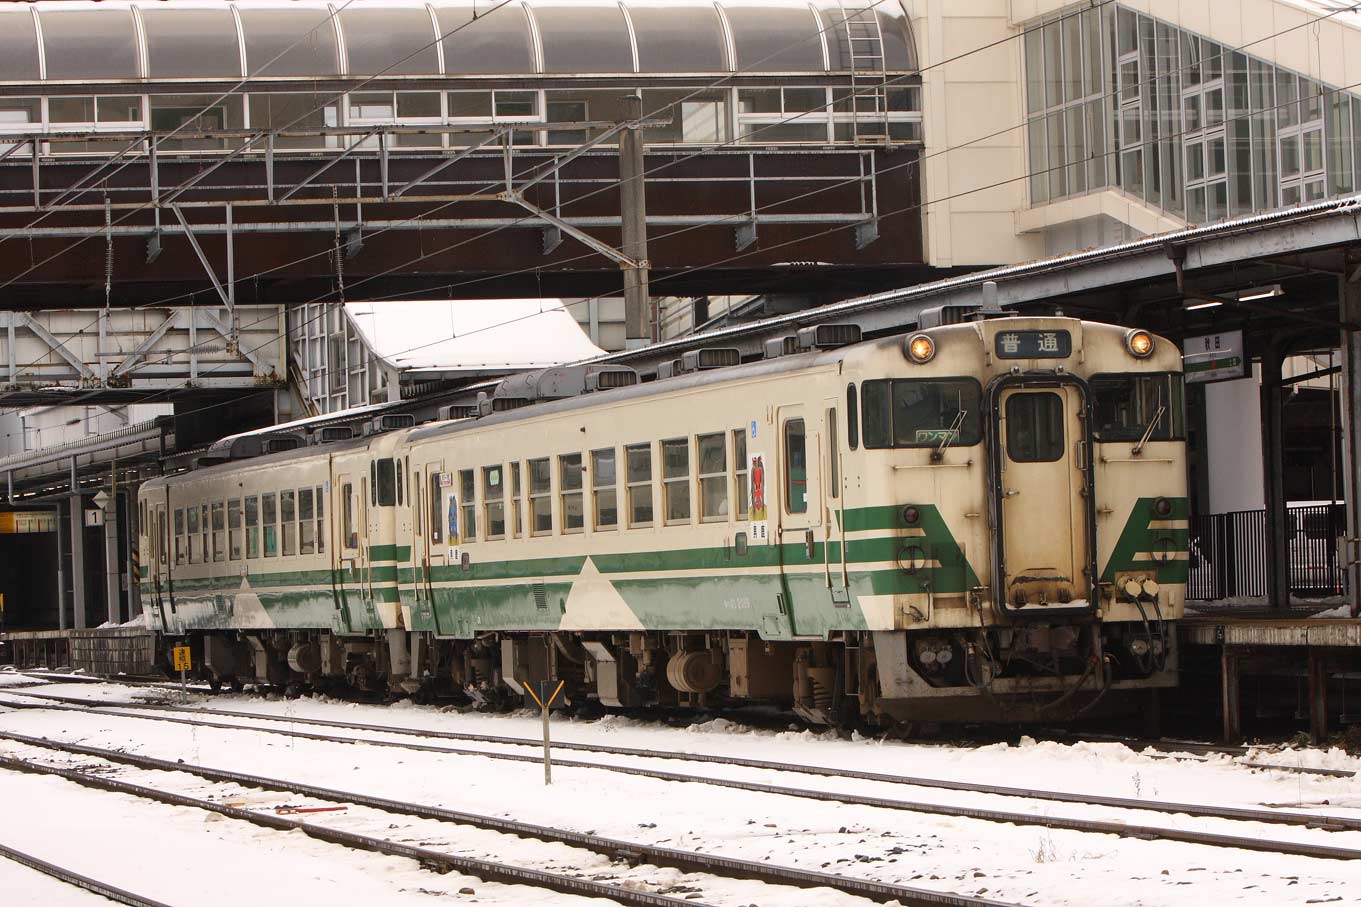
[1182,330,1246,384]
[994,330,1072,359]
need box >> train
[138,313,1188,727]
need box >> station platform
[0,627,153,676]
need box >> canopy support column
[619,94,652,346]
[1341,263,1361,618]
[1260,341,1289,612]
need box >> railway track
[3,692,1361,861]
[0,733,1016,907]
[0,841,174,907]
[4,687,1359,835]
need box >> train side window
[1006,393,1065,463]
[395,459,404,507]
[697,433,727,522]
[591,448,617,530]
[510,463,523,538]
[429,475,443,545]
[159,511,169,566]
[375,459,396,507]
[733,429,748,520]
[826,408,839,499]
[281,490,297,556]
[211,501,225,563]
[784,418,808,514]
[370,461,377,506]
[861,381,890,448]
[662,438,691,525]
[483,466,506,539]
[245,495,260,559]
[174,508,185,565]
[846,384,859,450]
[529,457,553,536]
[625,444,654,527]
[262,492,278,557]
[315,485,326,554]
[459,469,477,541]
[227,499,242,561]
[560,454,584,533]
[299,487,316,555]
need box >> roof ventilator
[201,431,305,463]
[311,425,355,445]
[797,323,862,350]
[488,364,639,414]
[678,347,741,373]
[362,414,416,436]
[764,336,798,359]
[655,359,684,380]
[438,403,480,421]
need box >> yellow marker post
[172,645,192,700]
[525,679,566,785]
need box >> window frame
[227,498,242,561]
[459,468,477,542]
[625,443,654,528]
[559,453,585,534]
[244,495,259,559]
[732,428,749,521]
[860,377,985,450]
[696,432,728,523]
[783,418,808,515]
[661,437,691,526]
[482,465,506,540]
[528,457,553,537]
[591,447,618,531]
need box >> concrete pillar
[1340,267,1361,618]
[55,504,68,632]
[69,457,86,630]
[618,93,651,346]
[103,491,121,626]
[1260,346,1289,611]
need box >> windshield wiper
[1131,404,1166,456]
[932,409,967,461]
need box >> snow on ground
[2,681,1361,905]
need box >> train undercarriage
[167,619,1176,727]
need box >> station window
[299,487,315,555]
[625,444,654,527]
[483,466,506,540]
[459,469,476,542]
[559,454,584,533]
[227,499,242,561]
[262,492,278,557]
[846,384,859,450]
[174,508,185,565]
[315,485,326,554]
[529,458,553,536]
[245,495,259,559]
[211,501,225,563]
[546,99,588,145]
[510,463,523,538]
[783,419,808,514]
[591,448,617,530]
[732,429,748,520]
[662,438,690,525]
[281,490,296,556]
[697,433,727,522]
[427,475,442,545]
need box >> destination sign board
[994,330,1072,359]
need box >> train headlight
[906,334,935,364]
[1125,329,1155,358]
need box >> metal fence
[1187,503,1347,601]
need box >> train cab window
[428,475,442,545]
[559,455,584,533]
[529,458,553,536]
[315,485,326,554]
[281,490,297,556]
[174,508,186,565]
[211,502,225,563]
[1089,373,1185,442]
[783,419,808,514]
[227,499,242,561]
[299,488,315,555]
[861,379,983,449]
[262,492,278,557]
[733,429,749,520]
[459,469,477,541]
[697,433,727,522]
[374,459,396,507]
[396,459,404,507]
[483,466,506,539]
[826,408,840,499]
[245,496,260,559]
[591,449,617,530]
[1005,393,1065,463]
[846,384,859,450]
[662,438,691,525]
[626,444,654,527]
[510,463,523,538]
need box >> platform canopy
[343,298,606,379]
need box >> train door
[334,471,368,632]
[775,404,824,635]
[421,460,446,631]
[992,383,1095,615]
[151,495,173,631]
[822,398,850,607]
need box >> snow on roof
[343,298,605,375]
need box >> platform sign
[172,646,192,672]
[1183,330,1246,384]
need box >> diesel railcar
[139,314,1187,726]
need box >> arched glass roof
[0,0,915,83]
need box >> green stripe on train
[1100,497,1190,584]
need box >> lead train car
[139,316,1187,726]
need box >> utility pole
[618,94,651,346]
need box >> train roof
[0,0,916,85]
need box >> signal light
[1126,330,1154,358]
[906,334,935,363]
[902,505,921,526]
